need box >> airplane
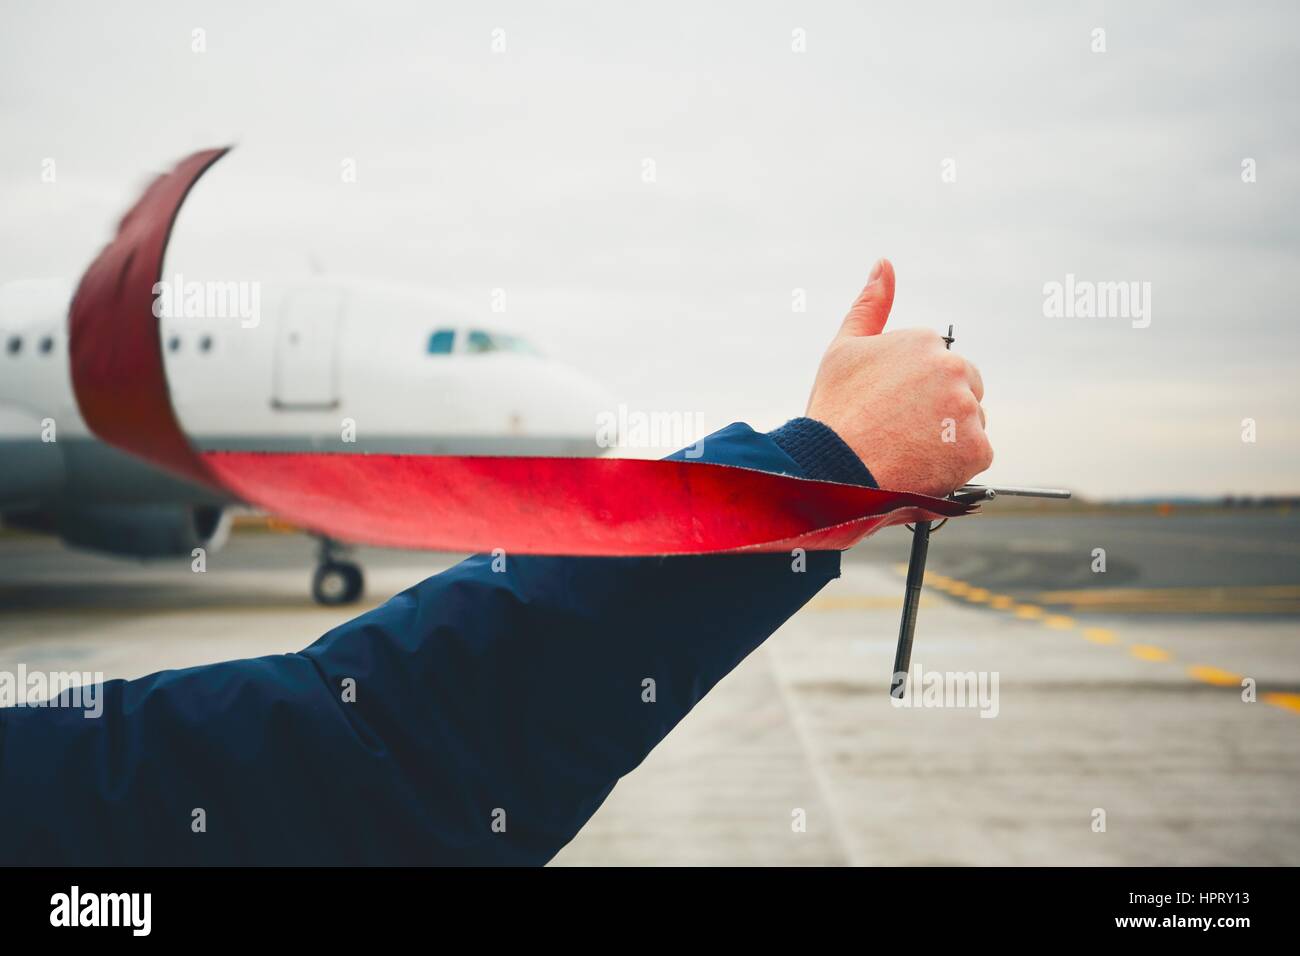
[0,274,615,605]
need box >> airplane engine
[52,504,231,560]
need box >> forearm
[0,420,869,865]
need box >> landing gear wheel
[312,561,364,606]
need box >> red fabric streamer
[68,148,970,555]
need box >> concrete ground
[556,559,1300,865]
[1,520,1297,865]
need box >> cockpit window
[427,329,455,354]
[433,328,539,356]
[465,330,494,354]
[462,329,539,356]
[494,334,538,355]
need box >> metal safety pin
[889,326,1071,699]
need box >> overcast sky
[3,0,1297,497]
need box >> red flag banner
[68,148,971,555]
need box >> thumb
[838,258,895,337]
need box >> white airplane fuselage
[0,275,613,566]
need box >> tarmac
[1,512,1297,865]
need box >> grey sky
[3,0,1297,496]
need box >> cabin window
[427,329,455,354]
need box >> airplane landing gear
[312,538,364,605]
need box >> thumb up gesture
[805,260,992,498]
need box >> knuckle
[951,388,979,417]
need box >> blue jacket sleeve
[0,420,867,864]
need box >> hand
[804,259,992,498]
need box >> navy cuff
[767,417,877,488]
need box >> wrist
[767,417,878,488]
